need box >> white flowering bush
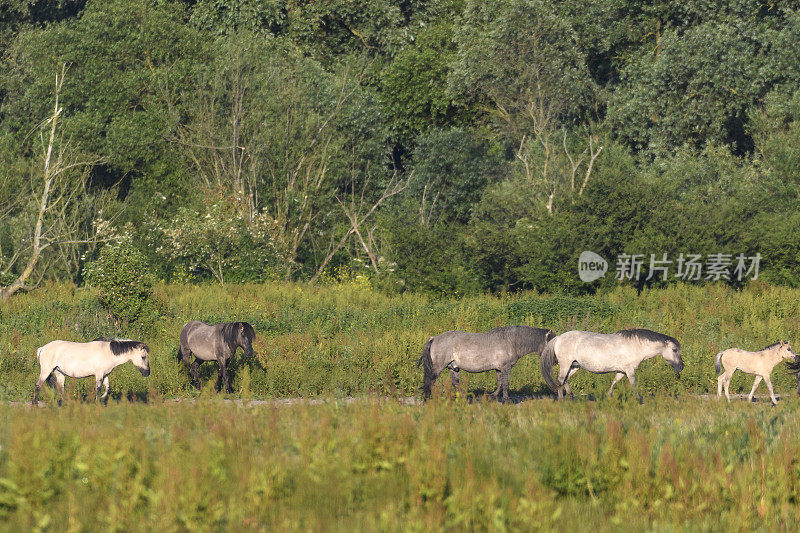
[158,193,287,283]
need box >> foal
[715,341,797,405]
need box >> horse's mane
[616,328,680,347]
[221,322,255,347]
[763,341,787,351]
[94,337,149,355]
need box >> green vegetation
[2,0,800,296]
[1,398,800,530]
[1,282,799,402]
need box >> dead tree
[311,170,413,283]
[0,65,105,301]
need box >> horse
[179,321,255,392]
[788,355,800,395]
[33,338,150,405]
[541,329,683,400]
[715,341,797,405]
[416,326,556,402]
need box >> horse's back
[552,330,646,371]
[36,340,111,376]
[182,320,211,334]
[719,347,774,374]
[431,329,517,372]
[181,320,222,360]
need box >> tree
[450,0,601,213]
[609,13,800,154]
[1,65,106,301]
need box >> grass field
[1,397,800,531]
[1,280,800,401]
[2,282,800,529]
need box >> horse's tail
[417,337,435,400]
[35,346,56,388]
[540,339,560,393]
[714,351,724,375]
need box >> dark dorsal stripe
[94,337,149,356]
[616,328,680,348]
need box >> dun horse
[541,329,683,399]
[417,326,555,402]
[715,341,797,404]
[33,338,150,404]
[179,321,255,392]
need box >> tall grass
[1,281,799,401]
[1,398,799,530]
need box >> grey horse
[179,321,255,392]
[541,328,683,400]
[782,352,800,396]
[417,326,556,402]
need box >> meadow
[2,282,800,529]
[1,398,800,531]
[1,280,800,401]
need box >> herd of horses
[31,321,800,405]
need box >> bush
[83,240,158,330]
[506,295,617,323]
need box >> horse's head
[132,343,151,377]
[662,340,683,375]
[778,341,797,360]
[237,322,256,358]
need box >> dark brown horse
[179,321,255,392]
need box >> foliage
[82,240,158,329]
[154,190,285,283]
[506,295,617,323]
[609,13,800,154]
[2,281,800,402]
[1,0,800,294]
[2,398,800,529]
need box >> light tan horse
[33,338,150,404]
[715,341,797,405]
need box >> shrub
[83,240,158,330]
[506,295,617,323]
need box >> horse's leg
[95,375,103,402]
[190,359,201,389]
[33,368,51,405]
[763,374,778,405]
[796,369,800,397]
[723,370,733,401]
[99,375,111,404]
[500,368,511,403]
[606,372,625,397]
[54,372,67,405]
[717,373,724,398]
[747,375,762,403]
[556,365,571,400]
[33,379,41,405]
[216,359,231,393]
[625,370,642,403]
[563,366,578,398]
[222,360,232,393]
[449,368,460,393]
[491,370,502,398]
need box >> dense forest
[1,0,799,298]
